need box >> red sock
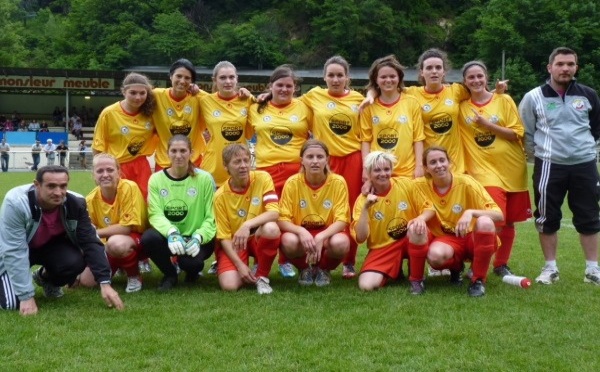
[471,231,496,282]
[342,239,358,266]
[318,248,343,271]
[493,226,515,268]
[254,236,280,278]
[112,250,140,277]
[408,242,428,281]
[277,247,288,265]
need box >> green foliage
[491,56,538,103]
[0,0,28,66]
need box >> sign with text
[0,76,115,90]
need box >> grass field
[0,170,599,371]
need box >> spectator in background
[43,139,57,165]
[78,140,87,169]
[28,120,40,132]
[18,120,27,132]
[52,106,62,126]
[31,140,42,171]
[56,140,68,167]
[0,138,10,172]
[72,119,83,140]
[39,121,49,132]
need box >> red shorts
[216,238,258,275]
[329,151,362,209]
[360,238,407,280]
[258,163,301,197]
[120,157,152,200]
[485,187,532,225]
[430,232,497,268]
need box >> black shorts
[533,158,600,234]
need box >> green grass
[1,169,599,371]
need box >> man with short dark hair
[519,46,600,285]
[0,165,124,315]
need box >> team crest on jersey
[327,102,336,110]
[187,187,197,197]
[300,200,307,208]
[167,108,175,117]
[445,99,454,106]
[490,115,499,124]
[374,211,384,221]
[121,126,130,135]
[241,108,248,117]
[290,115,299,123]
[323,200,332,209]
[397,115,408,124]
[465,116,474,125]
[251,197,260,206]
[238,209,247,218]
[145,121,152,130]
[372,116,380,125]
[398,201,408,211]
[263,115,272,122]
[572,99,585,110]
[422,104,432,113]
[452,204,463,214]
[184,105,192,114]
[103,216,111,225]
[351,104,359,113]
[160,189,169,197]
[213,110,222,117]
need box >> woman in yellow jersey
[152,59,208,171]
[413,146,503,297]
[301,55,364,279]
[92,72,157,199]
[79,154,148,293]
[199,61,253,187]
[352,151,432,294]
[278,140,351,287]
[458,61,531,278]
[360,55,425,179]
[247,64,312,197]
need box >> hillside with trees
[3,0,599,99]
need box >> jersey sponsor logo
[169,121,191,136]
[300,214,326,230]
[212,110,222,117]
[127,136,145,156]
[164,199,188,222]
[546,102,557,111]
[251,197,260,206]
[376,128,399,149]
[572,99,585,110]
[328,113,352,135]
[441,223,455,235]
[160,189,169,197]
[474,132,496,147]
[452,203,463,214]
[237,209,247,218]
[269,126,293,145]
[398,201,408,211]
[187,187,197,197]
[422,104,432,113]
[429,113,452,134]
[121,126,130,135]
[221,122,243,142]
[323,199,332,209]
[386,217,408,240]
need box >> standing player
[81,154,148,293]
[278,140,350,287]
[141,135,216,291]
[213,144,280,294]
[519,47,600,285]
[352,151,433,294]
[93,72,157,199]
[360,55,425,179]
[414,146,503,297]
[199,61,254,187]
[458,61,531,277]
[300,56,364,279]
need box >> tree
[0,0,28,66]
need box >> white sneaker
[207,261,218,275]
[138,260,152,273]
[428,267,450,277]
[256,276,273,295]
[125,276,143,293]
[535,265,559,285]
[584,266,600,285]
